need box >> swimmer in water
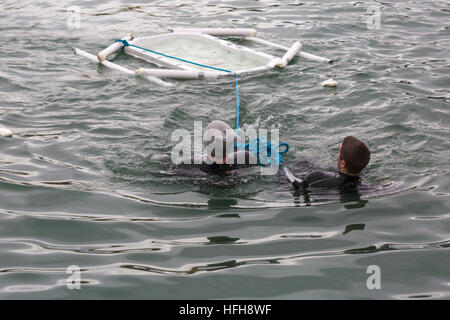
[174,120,257,175]
[283,136,371,191]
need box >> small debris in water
[0,127,13,137]
[322,78,338,87]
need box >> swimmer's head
[204,120,237,164]
[337,136,370,176]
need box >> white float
[0,127,13,137]
[277,41,302,67]
[97,33,134,62]
[74,28,332,86]
[321,78,338,87]
[74,48,174,87]
[244,37,332,64]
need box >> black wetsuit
[293,168,372,207]
[301,170,361,189]
[174,150,257,175]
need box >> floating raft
[74,28,331,86]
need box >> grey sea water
[0,0,449,299]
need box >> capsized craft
[74,27,332,86]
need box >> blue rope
[116,39,241,132]
[116,39,233,73]
[234,74,240,134]
[235,138,289,166]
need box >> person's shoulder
[304,170,337,181]
[302,170,342,188]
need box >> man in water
[171,121,370,193]
[284,136,371,191]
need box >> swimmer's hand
[291,179,301,190]
[281,165,303,190]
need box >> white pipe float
[97,34,133,62]
[74,28,333,87]
[75,48,134,74]
[74,48,174,87]
[169,27,257,37]
[136,68,227,79]
[299,51,332,64]
[244,36,332,64]
[277,41,302,67]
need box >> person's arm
[281,165,303,189]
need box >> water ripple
[1,0,449,299]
